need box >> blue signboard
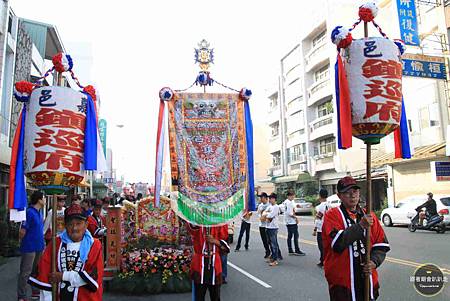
[396,0,420,46]
[432,161,450,182]
[402,54,447,79]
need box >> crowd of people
[15,175,392,301]
[224,176,391,301]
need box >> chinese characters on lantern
[24,86,87,188]
[362,50,403,123]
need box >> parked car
[293,198,313,215]
[326,194,341,208]
[380,195,450,227]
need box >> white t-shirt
[43,208,66,235]
[283,199,297,225]
[265,204,280,229]
[315,202,329,232]
[257,202,270,227]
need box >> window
[270,122,279,137]
[269,96,278,109]
[313,30,326,48]
[318,100,333,118]
[271,152,281,167]
[419,103,440,129]
[319,137,336,155]
[314,64,330,82]
[288,144,306,163]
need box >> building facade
[267,0,450,207]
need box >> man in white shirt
[264,193,281,266]
[43,196,66,244]
[313,188,328,267]
[235,210,252,251]
[284,192,305,256]
[257,193,271,259]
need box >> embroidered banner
[137,197,179,243]
[168,93,247,225]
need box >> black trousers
[236,221,250,249]
[194,283,221,301]
[317,232,324,264]
[259,227,271,256]
[286,224,300,252]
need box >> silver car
[293,198,313,215]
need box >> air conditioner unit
[267,169,273,176]
[299,164,307,172]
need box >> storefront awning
[272,175,298,184]
[372,142,446,167]
[272,173,315,184]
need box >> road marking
[227,261,272,288]
[249,228,450,275]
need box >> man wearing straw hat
[28,204,103,300]
[322,176,390,301]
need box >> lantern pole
[51,73,64,300]
[363,21,373,301]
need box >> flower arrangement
[111,245,192,295]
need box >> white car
[381,195,450,227]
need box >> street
[1,216,448,301]
[103,215,450,300]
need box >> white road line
[227,261,272,288]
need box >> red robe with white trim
[188,224,229,285]
[322,205,390,301]
[28,236,103,301]
[87,215,106,239]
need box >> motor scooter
[408,209,446,234]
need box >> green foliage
[110,272,191,295]
[374,198,388,219]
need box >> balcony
[314,154,337,172]
[305,42,329,72]
[309,115,334,141]
[267,166,283,177]
[308,78,332,107]
[288,162,308,175]
[267,107,280,124]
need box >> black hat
[269,192,277,199]
[258,192,268,198]
[337,176,360,193]
[64,204,87,221]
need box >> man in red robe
[28,204,103,301]
[87,200,107,239]
[322,176,390,301]
[188,224,230,301]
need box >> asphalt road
[103,215,450,301]
[1,216,448,301]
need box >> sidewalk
[0,256,20,300]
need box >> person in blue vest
[17,191,46,301]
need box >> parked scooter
[408,209,446,233]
